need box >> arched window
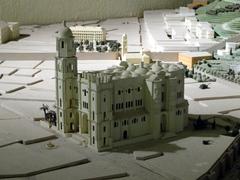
[60,98,62,107]
[92,136,95,144]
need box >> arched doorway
[123,130,128,139]
[161,114,167,133]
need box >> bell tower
[55,21,78,133]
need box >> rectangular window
[61,41,64,48]
[103,137,106,145]
[103,112,106,119]
[92,136,95,144]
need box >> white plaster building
[0,21,19,44]
[0,21,10,43]
[55,22,189,151]
[70,25,106,43]
[217,42,240,56]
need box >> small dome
[126,64,136,71]
[134,63,147,75]
[135,67,147,75]
[119,61,128,69]
[121,70,131,78]
[168,64,180,72]
[151,61,163,73]
[162,63,169,69]
[57,21,73,38]
[146,71,154,76]
[132,72,140,77]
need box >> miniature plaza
[1,0,240,179]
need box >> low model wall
[0,0,191,25]
[198,135,240,180]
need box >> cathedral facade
[55,22,189,151]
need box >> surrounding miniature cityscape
[1,0,240,179]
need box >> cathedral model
[55,22,189,151]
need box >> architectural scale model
[1,1,240,179]
[55,22,188,151]
[0,21,19,44]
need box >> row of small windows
[177,92,182,99]
[83,101,89,109]
[136,99,143,106]
[72,31,104,34]
[126,101,133,108]
[176,109,186,116]
[77,35,103,39]
[118,87,141,95]
[113,116,147,128]
[114,99,143,110]
[73,33,103,36]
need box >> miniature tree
[84,39,89,45]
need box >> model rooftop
[79,61,185,82]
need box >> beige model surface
[55,22,189,151]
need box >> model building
[55,22,188,151]
[70,25,106,43]
[0,21,19,44]
[1,0,240,179]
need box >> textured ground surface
[0,59,238,180]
